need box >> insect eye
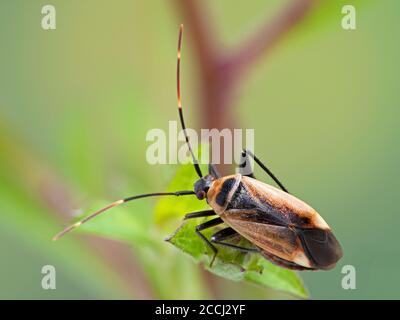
[196,190,206,200]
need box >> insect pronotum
[53,24,343,271]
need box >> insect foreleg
[208,163,221,178]
[195,217,224,267]
[184,210,216,220]
[239,151,255,178]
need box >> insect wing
[296,227,343,270]
[220,210,313,269]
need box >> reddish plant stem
[176,0,316,175]
[228,0,316,76]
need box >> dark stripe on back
[226,182,257,210]
[216,178,236,206]
[227,181,290,227]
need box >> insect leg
[195,217,224,267]
[243,149,289,193]
[211,227,259,253]
[208,163,221,178]
[239,151,255,178]
[184,210,216,220]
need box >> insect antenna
[177,24,203,178]
[52,190,195,241]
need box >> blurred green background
[0,0,399,299]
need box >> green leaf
[157,147,309,299]
[166,218,308,299]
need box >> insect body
[194,171,342,270]
[53,24,343,271]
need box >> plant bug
[53,24,343,271]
